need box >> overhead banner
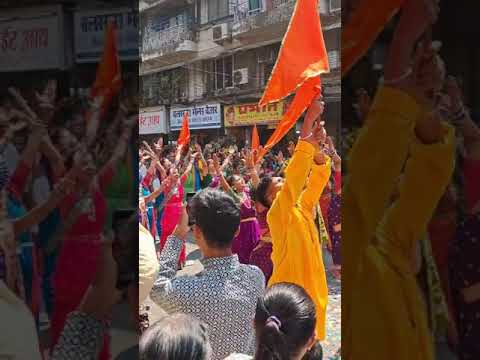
[0,6,65,71]
[74,8,139,62]
[224,101,285,127]
[170,103,221,131]
[139,107,168,135]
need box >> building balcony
[141,23,197,69]
[231,0,340,43]
[140,0,192,13]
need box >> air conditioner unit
[233,68,249,85]
[212,23,230,43]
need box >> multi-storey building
[139,0,341,145]
[0,1,138,98]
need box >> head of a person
[139,313,211,360]
[287,140,295,156]
[254,175,284,209]
[190,188,240,252]
[227,174,245,193]
[207,159,215,173]
[254,283,318,360]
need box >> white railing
[142,22,194,56]
[232,0,296,34]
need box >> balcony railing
[232,0,296,35]
[142,22,194,57]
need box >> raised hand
[212,153,221,173]
[355,88,371,121]
[276,150,285,164]
[302,91,325,142]
[245,149,255,169]
[155,137,163,151]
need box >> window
[208,0,230,22]
[261,63,274,86]
[330,0,341,12]
[208,55,234,91]
[249,0,262,11]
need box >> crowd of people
[342,0,480,359]
[138,94,342,360]
[0,78,138,359]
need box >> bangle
[383,68,412,85]
[299,132,313,141]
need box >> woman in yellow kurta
[343,84,455,360]
[254,95,331,339]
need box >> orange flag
[251,124,260,151]
[342,0,403,77]
[177,112,190,147]
[258,76,321,160]
[90,21,122,110]
[259,0,329,106]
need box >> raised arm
[13,175,74,235]
[378,120,455,263]
[268,93,324,221]
[245,149,260,188]
[299,154,332,213]
[98,115,135,190]
[143,175,175,204]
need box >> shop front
[71,7,139,92]
[139,106,168,143]
[170,103,223,144]
[0,5,72,93]
[223,101,286,146]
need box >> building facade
[0,1,139,98]
[139,0,341,145]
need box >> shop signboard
[224,101,285,127]
[74,8,139,62]
[0,6,65,71]
[170,103,222,131]
[139,107,168,134]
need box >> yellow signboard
[224,101,285,127]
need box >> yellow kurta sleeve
[299,157,332,213]
[345,86,422,256]
[139,223,160,304]
[267,140,315,241]
[343,86,423,359]
[378,123,456,263]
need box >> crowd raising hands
[0,79,137,359]
[137,88,342,360]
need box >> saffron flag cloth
[90,21,122,110]
[342,0,403,77]
[251,124,260,151]
[259,0,329,106]
[177,112,191,147]
[258,76,321,160]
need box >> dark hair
[190,188,240,249]
[303,341,323,360]
[139,313,210,360]
[227,174,242,188]
[254,176,273,208]
[254,283,317,360]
